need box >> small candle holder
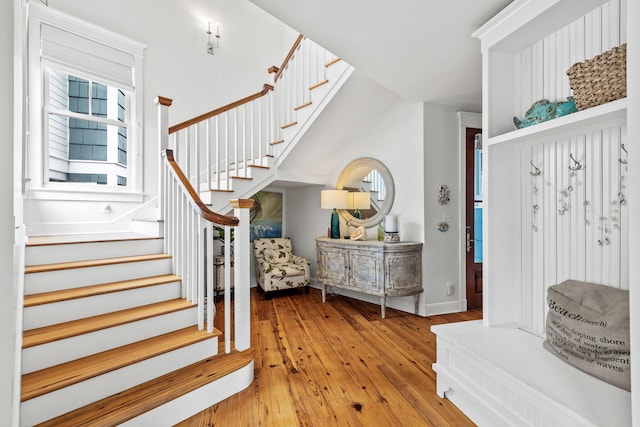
[384,231,400,243]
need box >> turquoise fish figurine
[514,97,577,129]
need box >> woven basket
[566,43,626,110]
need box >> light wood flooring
[178,287,482,427]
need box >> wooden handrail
[273,34,304,83]
[169,84,274,134]
[164,149,239,227]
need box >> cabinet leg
[322,284,326,303]
[380,296,386,319]
[414,294,420,315]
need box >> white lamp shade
[348,192,370,209]
[321,190,349,209]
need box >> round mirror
[336,157,395,228]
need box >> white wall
[3,0,19,424]
[423,103,471,314]
[25,0,296,233]
[285,100,475,318]
[284,98,426,313]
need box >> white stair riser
[205,166,273,211]
[20,336,218,427]
[24,258,173,294]
[26,239,164,265]
[22,307,198,374]
[23,281,181,330]
[131,219,164,238]
[121,360,254,426]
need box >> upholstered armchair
[253,238,310,297]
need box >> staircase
[161,36,354,213]
[18,35,351,426]
[20,234,252,426]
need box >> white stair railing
[152,35,348,355]
[168,85,274,193]
[157,98,252,353]
[165,35,343,201]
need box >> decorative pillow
[543,279,630,390]
[263,248,290,264]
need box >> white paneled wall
[519,125,628,333]
[508,0,628,335]
[514,0,626,119]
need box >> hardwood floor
[178,287,482,427]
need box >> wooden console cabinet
[315,237,423,318]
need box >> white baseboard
[424,300,464,316]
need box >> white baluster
[206,221,214,333]
[241,104,247,177]
[205,119,211,191]
[231,199,253,352]
[214,115,220,190]
[197,216,204,330]
[224,223,231,354]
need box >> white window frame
[27,3,146,202]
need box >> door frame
[456,112,481,312]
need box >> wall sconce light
[207,21,220,55]
[321,190,348,239]
[348,192,370,219]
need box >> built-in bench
[432,320,631,427]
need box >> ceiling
[250,0,511,111]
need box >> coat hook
[530,161,541,176]
[619,143,628,165]
[569,153,583,171]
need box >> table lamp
[321,190,348,239]
[348,192,370,219]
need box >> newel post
[155,96,172,221]
[230,198,255,351]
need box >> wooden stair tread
[280,121,298,129]
[229,176,252,180]
[36,349,253,427]
[21,325,221,402]
[248,164,269,169]
[25,253,171,274]
[309,79,329,90]
[270,139,285,146]
[293,101,312,111]
[325,57,341,67]
[23,299,193,349]
[24,274,181,307]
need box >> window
[46,70,129,185]
[28,5,145,200]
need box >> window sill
[27,187,146,203]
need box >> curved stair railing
[154,34,352,355]
[161,35,351,211]
[160,143,253,353]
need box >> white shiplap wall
[514,0,626,119]
[514,0,627,334]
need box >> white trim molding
[456,111,481,312]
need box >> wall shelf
[487,97,627,147]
